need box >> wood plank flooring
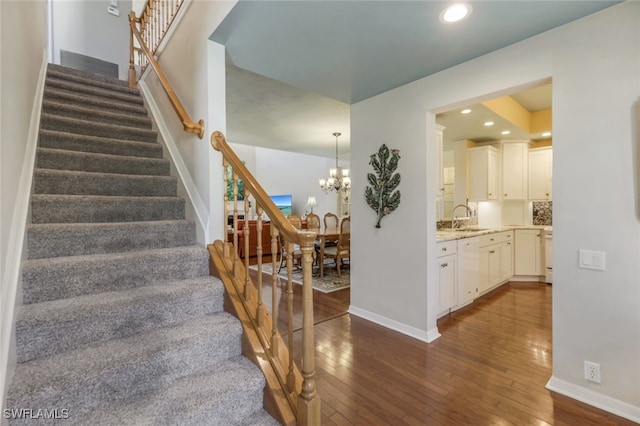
[272,280,637,425]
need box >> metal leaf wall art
[365,144,401,228]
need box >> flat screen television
[270,194,292,216]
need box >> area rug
[250,260,350,294]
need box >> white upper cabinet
[528,147,553,200]
[502,142,529,200]
[467,145,498,201]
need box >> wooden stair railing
[127,2,204,138]
[209,131,321,425]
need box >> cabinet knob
[441,263,448,268]
[442,247,447,252]
[504,193,508,197]
[489,250,495,254]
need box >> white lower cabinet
[435,230,519,317]
[514,229,544,276]
[457,237,479,308]
[437,240,457,316]
[500,237,514,282]
[478,231,514,295]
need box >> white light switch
[579,250,606,271]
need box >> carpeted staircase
[5,64,279,425]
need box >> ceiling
[211,1,619,158]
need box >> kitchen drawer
[480,231,512,247]
[479,233,501,247]
[436,240,458,257]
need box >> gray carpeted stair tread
[27,220,196,259]
[38,129,164,158]
[15,276,225,363]
[22,245,210,304]
[44,86,149,117]
[45,77,144,106]
[76,356,271,426]
[41,113,158,143]
[31,194,185,223]
[33,169,177,197]
[36,147,170,176]
[7,313,244,418]
[48,63,130,88]
[42,99,153,129]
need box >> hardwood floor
[272,280,636,425]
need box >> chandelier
[319,132,351,193]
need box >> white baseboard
[546,376,640,423]
[348,305,441,343]
[511,275,545,282]
[138,80,209,242]
[0,50,48,412]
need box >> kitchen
[434,84,553,317]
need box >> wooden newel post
[297,232,321,425]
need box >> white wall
[230,143,342,220]
[51,0,131,80]
[351,2,639,419]
[142,1,237,244]
[0,0,48,411]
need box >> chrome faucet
[450,204,473,230]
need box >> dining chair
[323,212,339,229]
[305,213,321,231]
[278,214,303,272]
[322,216,350,277]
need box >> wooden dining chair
[323,212,339,229]
[305,213,321,231]
[323,216,350,277]
[278,214,303,272]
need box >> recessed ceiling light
[440,3,472,23]
[461,109,472,114]
[542,131,552,137]
[484,121,494,127]
[501,130,511,135]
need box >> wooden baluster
[222,160,230,259]
[243,191,251,302]
[255,205,264,326]
[232,174,239,280]
[286,238,295,393]
[270,228,279,354]
[128,11,136,88]
[297,234,321,425]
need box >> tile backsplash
[532,201,552,226]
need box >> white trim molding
[349,305,441,343]
[546,376,640,424]
[0,50,48,408]
[137,80,209,241]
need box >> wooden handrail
[210,131,321,425]
[128,10,204,138]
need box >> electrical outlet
[584,361,601,383]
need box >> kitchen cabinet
[457,237,479,307]
[500,233,514,282]
[502,142,528,200]
[514,229,544,276]
[467,145,498,201]
[436,240,457,315]
[528,147,552,200]
[478,231,513,294]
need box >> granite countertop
[436,225,550,242]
